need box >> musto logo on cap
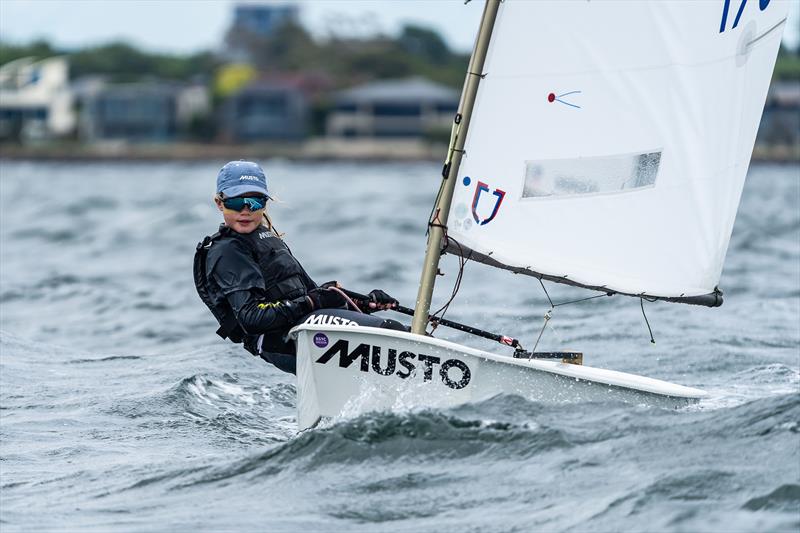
[313,333,329,348]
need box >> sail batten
[446,0,788,304]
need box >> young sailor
[194,160,402,374]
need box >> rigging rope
[536,278,658,347]
[640,297,656,344]
[430,236,471,323]
[532,279,616,351]
[330,287,364,314]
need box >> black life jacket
[193,225,316,344]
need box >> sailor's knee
[380,318,408,332]
[260,351,297,375]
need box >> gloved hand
[307,288,347,310]
[366,289,398,311]
[320,280,340,289]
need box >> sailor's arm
[225,290,311,333]
[227,286,349,333]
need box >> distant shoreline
[0,140,797,164]
[0,139,449,163]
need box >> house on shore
[80,82,209,142]
[327,77,459,139]
[219,79,310,142]
[0,57,75,142]
[757,81,800,149]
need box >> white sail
[447,0,789,304]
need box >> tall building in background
[232,4,299,38]
[224,3,301,63]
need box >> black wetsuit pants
[259,309,407,375]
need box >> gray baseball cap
[216,161,269,198]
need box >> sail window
[522,151,661,198]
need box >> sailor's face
[215,196,265,234]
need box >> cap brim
[221,184,269,198]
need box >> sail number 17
[720,0,771,33]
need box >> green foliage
[2,25,796,88]
[69,43,219,82]
[0,21,469,89]
[0,40,57,65]
[399,25,451,65]
[0,40,220,82]
[774,45,800,81]
[224,21,467,89]
[346,47,415,79]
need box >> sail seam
[746,17,787,48]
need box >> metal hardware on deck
[514,350,584,365]
[530,309,552,354]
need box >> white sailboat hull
[290,324,706,430]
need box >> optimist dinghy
[290,0,789,430]
[292,324,707,430]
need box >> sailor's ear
[214,197,224,212]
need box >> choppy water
[0,160,798,532]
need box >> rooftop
[335,77,459,104]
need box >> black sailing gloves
[306,285,399,314]
[307,288,348,311]
[363,289,399,314]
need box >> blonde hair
[216,193,283,238]
[262,209,283,237]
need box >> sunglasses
[221,195,268,212]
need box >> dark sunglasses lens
[223,196,266,211]
[244,197,267,210]
[222,198,245,211]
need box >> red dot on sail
[547,93,555,103]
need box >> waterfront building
[757,81,800,149]
[0,57,75,141]
[80,82,209,142]
[327,77,459,139]
[219,80,309,141]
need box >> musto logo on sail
[315,339,471,390]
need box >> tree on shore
[1,21,469,89]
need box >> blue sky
[0,0,797,54]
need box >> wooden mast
[411,0,502,334]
